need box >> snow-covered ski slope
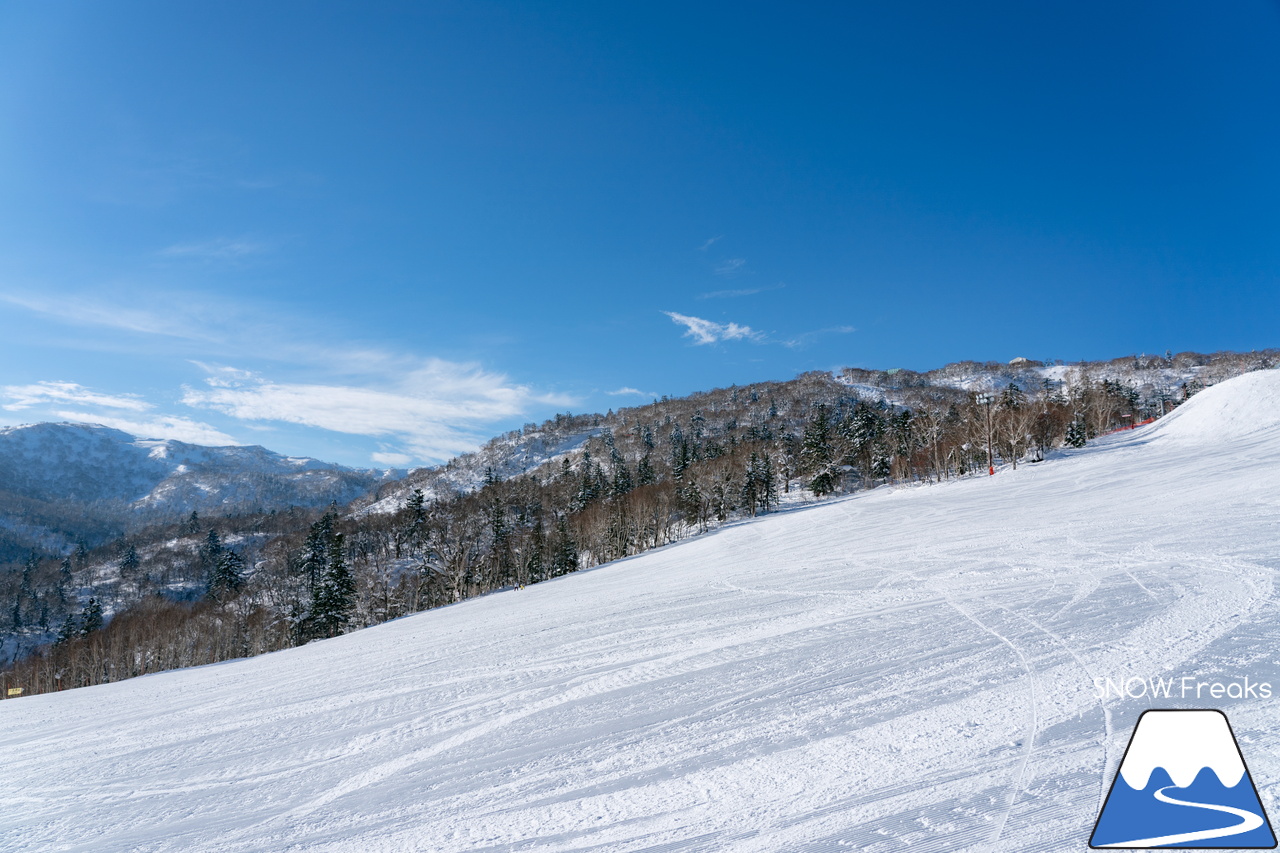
[4,370,1280,852]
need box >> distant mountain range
[0,423,400,560]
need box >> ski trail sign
[1091,709,1276,849]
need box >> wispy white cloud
[189,362,258,388]
[607,386,658,398]
[0,290,226,342]
[371,451,414,467]
[699,286,764,299]
[713,258,747,277]
[182,360,574,463]
[2,290,494,388]
[698,283,786,300]
[48,411,238,445]
[2,288,577,464]
[2,381,151,412]
[3,290,406,372]
[159,237,268,262]
[662,311,853,350]
[782,325,857,348]
[698,236,723,251]
[2,380,237,444]
[664,311,761,345]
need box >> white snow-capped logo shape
[1091,709,1276,849]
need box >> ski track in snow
[3,372,1280,851]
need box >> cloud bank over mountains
[182,359,567,464]
[0,289,574,466]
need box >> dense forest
[2,350,1275,697]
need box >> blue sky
[1,1,1277,467]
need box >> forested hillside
[2,349,1274,695]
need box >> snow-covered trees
[310,535,355,639]
[208,550,245,599]
[52,597,102,646]
[524,516,546,585]
[118,545,140,582]
[80,598,103,634]
[739,452,778,515]
[300,513,334,592]
[1065,418,1088,448]
[6,351,1270,698]
[994,383,1035,470]
[550,515,579,576]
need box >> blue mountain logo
[1091,709,1276,848]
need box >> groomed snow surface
[5,371,1280,852]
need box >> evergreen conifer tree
[13,555,36,629]
[405,488,426,531]
[80,598,103,635]
[311,534,355,638]
[636,453,656,486]
[610,455,634,497]
[1000,382,1026,410]
[202,529,223,567]
[801,404,833,474]
[891,409,915,457]
[678,481,706,521]
[488,498,515,587]
[671,440,690,482]
[209,550,245,598]
[871,449,892,480]
[1065,418,1088,448]
[573,454,601,511]
[525,516,546,584]
[759,453,777,511]
[808,470,836,497]
[55,612,80,645]
[301,513,335,592]
[740,452,762,515]
[119,545,140,580]
[550,516,578,576]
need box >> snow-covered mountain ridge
[0,422,392,503]
[361,348,1276,517]
[353,422,601,515]
[0,422,399,556]
[3,369,1279,851]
